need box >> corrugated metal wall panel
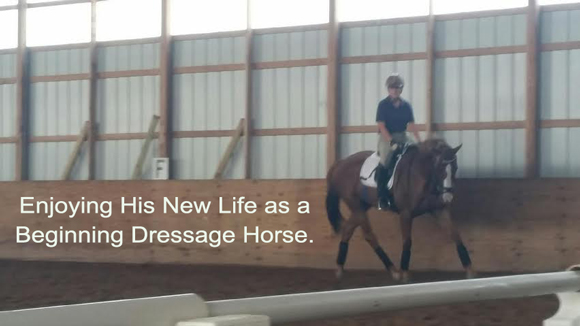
[30,48,90,76]
[540,128,580,177]
[540,49,580,120]
[0,144,15,181]
[541,10,580,44]
[30,141,89,180]
[435,129,525,178]
[434,53,526,123]
[174,36,245,67]
[341,60,427,126]
[173,137,244,180]
[251,135,326,179]
[95,139,158,180]
[30,80,89,136]
[98,43,160,72]
[97,76,160,133]
[435,14,526,51]
[0,84,15,137]
[341,23,427,57]
[254,30,327,62]
[173,71,245,131]
[253,66,327,129]
[0,53,16,78]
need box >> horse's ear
[452,144,462,155]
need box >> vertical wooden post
[88,0,97,179]
[525,0,539,178]
[159,0,172,173]
[326,0,340,169]
[15,0,27,180]
[243,0,253,179]
[425,0,435,138]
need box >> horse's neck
[411,149,437,178]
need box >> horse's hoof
[390,269,401,281]
[466,267,477,279]
[401,271,411,283]
[335,266,344,280]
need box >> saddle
[359,143,411,189]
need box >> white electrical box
[153,157,169,180]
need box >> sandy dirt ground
[0,260,558,325]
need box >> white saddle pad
[359,148,407,189]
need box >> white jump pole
[207,271,580,325]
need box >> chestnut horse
[325,138,475,282]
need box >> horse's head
[419,138,462,194]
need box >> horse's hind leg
[335,211,362,280]
[399,212,414,283]
[360,214,401,281]
[436,208,476,279]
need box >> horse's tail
[326,164,343,234]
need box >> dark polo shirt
[375,96,415,134]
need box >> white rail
[208,270,580,325]
[0,268,578,326]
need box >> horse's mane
[416,137,450,153]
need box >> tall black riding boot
[376,164,391,210]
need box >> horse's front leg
[399,212,414,283]
[436,208,476,279]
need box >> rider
[375,74,421,210]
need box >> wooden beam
[326,0,340,170]
[28,43,90,52]
[254,127,327,136]
[27,0,93,8]
[340,121,526,134]
[174,64,245,74]
[31,120,571,144]
[253,58,327,69]
[435,45,527,58]
[341,16,428,28]
[435,7,527,21]
[341,53,428,64]
[525,0,539,179]
[30,73,90,83]
[540,2,580,12]
[0,5,18,11]
[61,121,89,180]
[425,0,435,138]
[540,119,580,128]
[173,130,233,138]
[253,24,328,35]
[173,31,247,41]
[541,41,580,52]
[97,69,160,79]
[0,137,18,143]
[158,0,171,164]
[97,37,161,47]
[30,135,78,142]
[214,119,245,179]
[0,49,17,55]
[437,121,526,130]
[132,115,160,180]
[88,0,97,180]
[15,0,27,181]
[98,133,157,141]
[0,78,17,85]
[243,1,253,179]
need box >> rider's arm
[376,101,392,143]
[378,122,392,143]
